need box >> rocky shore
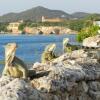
[24,26,76,35]
[0,48,100,100]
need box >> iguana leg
[17,65,28,79]
[2,67,10,76]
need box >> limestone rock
[88,81,100,91]
[31,50,100,100]
[0,76,71,100]
[89,90,100,100]
[1,49,100,100]
[70,49,88,58]
[0,76,42,100]
[83,35,100,47]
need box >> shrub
[77,25,100,42]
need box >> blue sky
[0,0,100,15]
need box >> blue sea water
[0,34,79,72]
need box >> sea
[0,34,80,73]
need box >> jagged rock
[0,76,41,100]
[0,76,76,100]
[83,35,100,47]
[88,81,100,91]
[0,76,61,100]
[31,50,100,100]
[33,62,50,72]
[89,90,100,100]
[1,49,100,100]
[70,49,88,58]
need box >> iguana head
[4,43,17,66]
[63,38,69,46]
[44,43,56,53]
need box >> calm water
[0,34,78,72]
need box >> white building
[7,20,23,34]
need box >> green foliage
[67,20,85,31]
[0,23,8,32]
[84,14,100,21]
[19,21,69,30]
[67,19,93,32]
[77,25,100,42]
[18,23,26,31]
[30,22,69,27]
[18,21,34,31]
[18,20,92,32]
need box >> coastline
[0,26,77,35]
[0,33,77,36]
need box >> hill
[71,12,90,18]
[0,6,72,22]
[0,6,100,23]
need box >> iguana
[41,43,57,63]
[63,38,79,53]
[2,43,33,79]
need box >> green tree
[68,20,84,31]
[18,23,26,31]
[0,23,8,32]
[85,14,100,21]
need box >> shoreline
[0,32,77,36]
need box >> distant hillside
[0,6,72,22]
[71,12,90,18]
[0,6,100,23]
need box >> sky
[0,0,100,15]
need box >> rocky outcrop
[0,76,52,100]
[31,50,100,100]
[38,26,73,35]
[24,26,75,35]
[0,49,100,100]
[83,35,100,48]
[82,35,100,63]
